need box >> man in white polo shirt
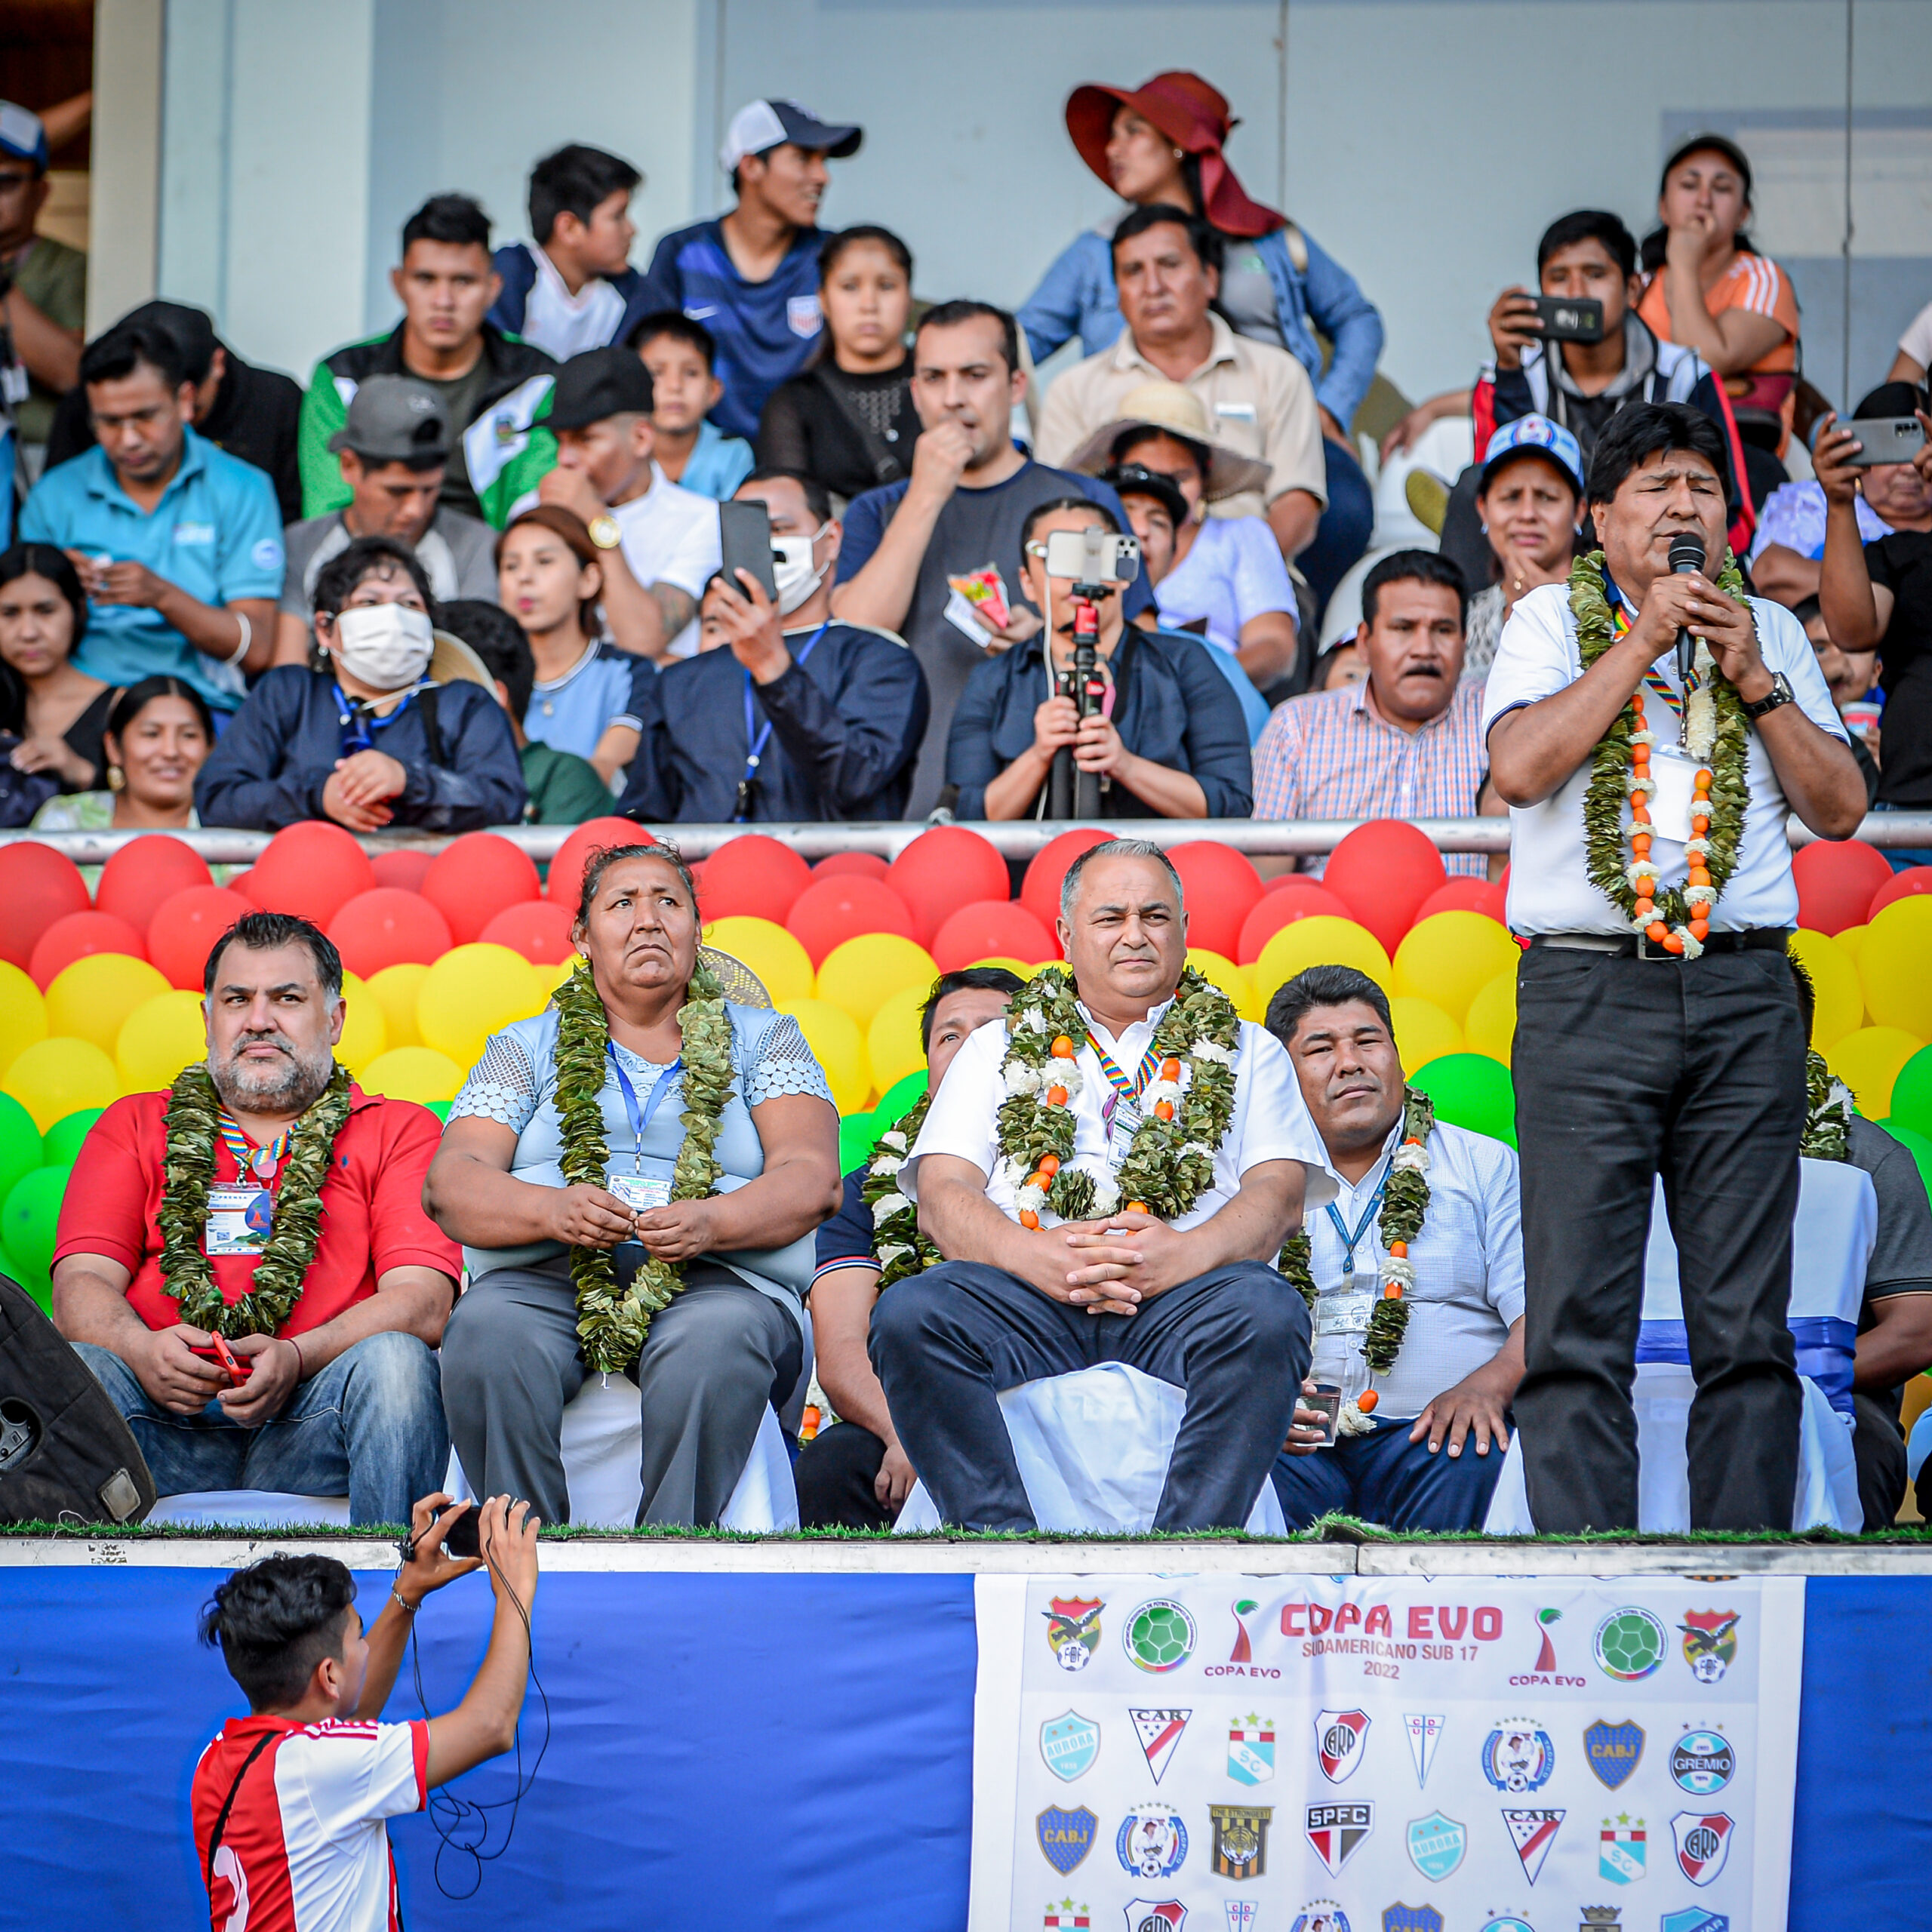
[872,838,1334,1531]
[1483,401,1866,1533]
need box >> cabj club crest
[1209,1802,1272,1880]
[1038,1805,1097,1875]
[1679,1610,1739,1683]
[1047,1598,1103,1672]
[1384,1909,1444,1932]
[1583,1719,1644,1790]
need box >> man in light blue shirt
[20,320,283,710]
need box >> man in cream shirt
[872,837,1334,1531]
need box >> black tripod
[1046,586,1107,819]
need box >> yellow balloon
[115,989,208,1092]
[1252,915,1392,1014]
[0,960,48,1077]
[702,917,814,1007]
[366,962,429,1051]
[1787,929,1863,1049]
[1390,996,1463,1069]
[416,943,541,1067]
[1834,921,1870,965]
[334,971,389,1076]
[44,952,171,1055]
[1860,898,1932,1037]
[1392,911,1519,1025]
[866,983,930,1097]
[532,954,578,1001]
[358,1046,466,1106]
[817,933,939,1030]
[781,997,870,1113]
[1464,970,1518,1067]
[969,956,1035,978]
[1828,1025,1926,1118]
[1187,948,1257,1020]
[3,1035,119,1132]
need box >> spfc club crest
[1209,1803,1272,1880]
[1598,1815,1646,1883]
[1583,1720,1644,1790]
[1315,1708,1370,1782]
[1502,1807,1564,1884]
[1038,1805,1097,1875]
[1116,1802,1188,1879]
[1041,1712,1100,1783]
[1671,1811,1733,1886]
[1679,1610,1739,1684]
[1405,1809,1466,1881]
[1384,1909,1444,1932]
[1404,1712,1444,1786]
[1291,1903,1350,1932]
[1046,1598,1103,1672]
[1305,1801,1373,1876]
[1124,1905,1186,1932]
[1661,1913,1729,1932]
[1669,1729,1735,1795]
[1482,1721,1555,1793]
[1045,1906,1091,1931]
[1228,1717,1275,1785]
[1130,1709,1190,1783]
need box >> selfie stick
[1048,584,1108,819]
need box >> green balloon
[1877,1119,1932,1198]
[0,1094,40,1210]
[838,1111,883,1176]
[2,1163,72,1289]
[1411,1051,1518,1147]
[426,1101,451,1121]
[41,1107,103,1170]
[874,1070,928,1127]
[1890,1047,1932,1140]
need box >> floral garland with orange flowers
[1573,551,1751,958]
[993,964,1241,1226]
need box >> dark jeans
[1269,1414,1510,1531]
[1513,945,1806,1532]
[1297,435,1376,617]
[1854,1389,1908,1531]
[869,1257,1309,1531]
[794,1420,892,1530]
[72,1330,447,1526]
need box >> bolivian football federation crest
[1116,1802,1188,1879]
[1228,1717,1275,1785]
[1678,1610,1739,1684]
[1209,1803,1272,1879]
[1046,1598,1103,1672]
[1599,1814,1646,1882]
[1041,1713,1100,1783]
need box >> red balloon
[543,817,651,911]
[29,909,146,987]
[421,832,541,946]
[931,900,1057,972]
[371,849,434,894]
[1237,883,1352,963]
[785,875,916,966]
[1322,820,1447,955]
[94,835,213,934]
[1870,864,1932,921]
[478,899,577,964]
[814,851,890,880]
[247,822,375,927]
[1166,841,1262,958]
[1414,878,1508,927]
[1020,827,1113,934]
[328,888,454,979]
[1791,838,1896,934]
[0,841,90,969]
[888,827,1011,943]
[147,884,255,990]
[702,834,813,924]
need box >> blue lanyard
[606,1045,683,1173]
[1324,1169,1390,1279]
[736,624,828,820]
[334,681,415,757]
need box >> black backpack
[0,1275,155,1525]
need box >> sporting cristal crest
[1598,1814,1646,1883]
[1227,1716,1275,1785]
[1208,1803,1272,1880]
[1044,1905,1091,1931]
[1046,1597,1103,1672]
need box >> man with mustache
[1250,550,1491,878]
[51,913,459,1524]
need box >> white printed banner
[968,1573,1804,1932]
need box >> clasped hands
[1021,1208,1194,1318]
[1029,694,1128,779]
[548,1182,716,1262]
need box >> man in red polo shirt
[52,911,458,1523]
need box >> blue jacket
[488,242,656,352]
[619,620,929,824]
[944,625,1252,822]
[196,668,528,832]
[1017,224,1384,429]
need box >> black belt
[1525,927,1794,961]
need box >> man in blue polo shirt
[636,99,862,444]
[21,320,281,710]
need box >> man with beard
[51,913,458,1524]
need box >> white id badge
[206,1186,274,1256]
[608,1173,672,1214]
[1647,741,1700,844]
[1315,1291,1375,1338]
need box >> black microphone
[1669,534,1706,682]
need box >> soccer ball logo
[1125,1600,1198,1673]
[1595,1608,1666,1681]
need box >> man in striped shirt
[1251,550,1489,877]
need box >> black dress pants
[793,1421,893,1531]
[1513,944,1806,1532]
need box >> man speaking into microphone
[1481,403,1866,1531]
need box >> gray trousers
[439,1262,801,1527]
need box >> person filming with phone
[943,498,1251,821]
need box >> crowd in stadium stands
[4,73,1932,1546]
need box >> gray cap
[328,374,450,463]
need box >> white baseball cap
[719,99,862,175]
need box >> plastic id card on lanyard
[735,623,828,820]
[206,1185,275,1256]
[605,1045,682,1213]
[1315,1174,1388,1337]
[334,681,420,757]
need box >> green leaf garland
[862,1091,936,1289]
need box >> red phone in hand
[188,1335,253,1385]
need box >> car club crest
[1405,1809,1466,1881]
[1483,1721,1555,1793]
[1671,1812,1734,1886]
[1598,1814,1646,1884]
[1305,1801,1373,1877]
[1123,1905,1186,1932]
[1678,1610,1740,1684]
[1041,1713,1100,1783]
[1209,1803,1272,1880]
[1503,1807,1564,1884]
[1669,1729,1735,1796]
[1046,1598,1103,1672]
[1228,1717,1275,1786]
[1038,1806,1097,1875]
[1315,1709,1370,1782]
[1291,1902,1350,1932]
[1583,1719,1644,1789]
[1404,1712,1444,1786]
[1117,1803,1189,1879]
[1129,1709,1190,1783]
[1383,1909,1444,1932]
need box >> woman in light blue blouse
[1017,70,1383,611]
[428,843,842,1526]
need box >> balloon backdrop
[1786,928,1863,1049]
[0,841,88,970]
[542,817,653,912]
[244,821,375,927]
[1236,883,1352,964]
[366,962,431,1053]
[1185,949,1255,1022]
[329,888,455,979]
[370,848,434,894]
[888,827,1009,944]
[1463,970,1518,1067]
[1019,826,1112,934]
[1868,866,1932,921]
[1834,921,1871,964]
[94,835,211,934]
[478,899,577,963]
[873,1070,926,1126]
[931,900,1056,974]
[698,833,811,923]
[115,989,208,1092]
[1413,877,1507,924]
[334,971,388,1075]
[1322,821,1447,956]
[1829,1026,1927,1118]
[786,875,915,967]
[1793,838,1895,934]
[1,1162,69,1306]
[838,1110,883,1174]
[146,884,254,990]
[1890,1047,1932,1141]
[1392,911,1520,1025]
[866,984,931,1097]
[815,933,938,1029]
[1252,915,1393,1011]
[0,1094,42,1204]
[45,952,171,1057]
[1859,897,1932,1038]
[780,998,869,1113]
[357,1046,466,1106]
[29,910,146,987]
[0,962,48,1077]
[1390,997,1463,1070]
[702,916,813,1007]
[1164,841,1263,960]
[416,943,542,1068]
[814,851,890,881]
[1411,1051,1517,1146]
[421,832,541,945]
[2,1035,119,1131]
[39,1108,101,1170]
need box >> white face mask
[771,526,828,617]
[330,601,435,691]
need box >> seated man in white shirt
[1263,965,1525,1531]
[872,838,1334,1531]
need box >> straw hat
[427,629,497,691]
[1064,380,1272,501]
